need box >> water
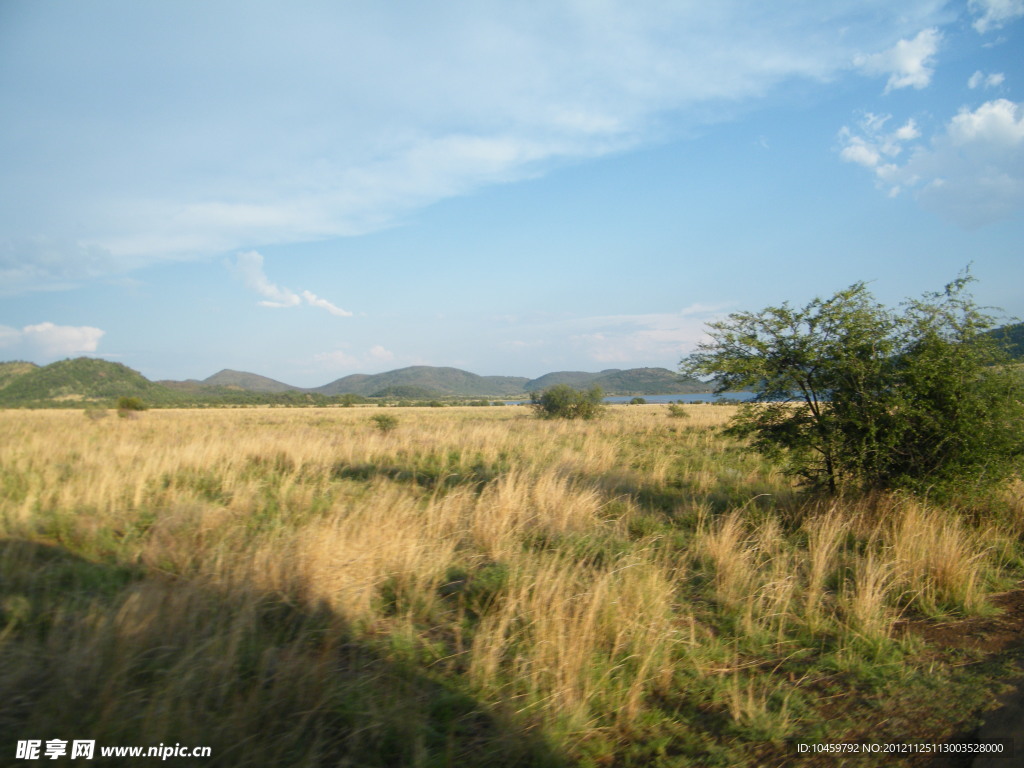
[601,392,753,404]
[504,392,753,405]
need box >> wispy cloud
[969,0,1024,33]
[840,99,1024,226]
[853,28,941,93]
[0,238,130,295]
[497,305,730,368]
[313,344,395,372]
[0,2,959,292]
[968,70,1006,89]
[0,321,105,358]
[839,113,921,195]
[229,251,351,316]
[369,345,394,362]
[230,251,301,308]
[301,291,352,318]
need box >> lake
[602,392,754,404]
[504,392,754,405]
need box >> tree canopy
[682,274,1024,497]
[530,384,606,420]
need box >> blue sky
[2,1,1023,386]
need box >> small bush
[116,396,146,418]
[629,397,647,405]
[370,414,399,433]
[530,384,605,420]
[84,407,109,421]
[667,403,690,419]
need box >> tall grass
[1,404,1019,766]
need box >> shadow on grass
[0,538,564,768]
[332,460,505,494]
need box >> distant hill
[314,366,531,398]
[0,361,39,390]
[590,367,710,395]
[524,368,709,394]
[988,322,1024,359]
[523,370,606,391]
[0,358,168,405]
[0,359,713,407]
[201,369,301,393]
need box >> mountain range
[0,359,712,406]
[5,322,1020,407]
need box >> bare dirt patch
[896,584,1024,768]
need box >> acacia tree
[682,275,1024,496]
[530,384,605,420]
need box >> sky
[1,0,1023,386]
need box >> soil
[897,585,1024,768]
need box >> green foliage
[116,396,147,412]
[0,361,39,390]
[524,367,709,395]
[986,321,1024,359]
[629,397,647,405]
[370,413,399,433]
[371,384,446,400]
[0,357,164,406]
[530,384,606,420]
[682,273,1024,497]
[667,403,690,419]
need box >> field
[2,404,1023,766]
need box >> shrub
[370,413,399,433]
[682,272,1024,497]
[530,384,605,420]
[667,403,690,419]
[116,397,147,418]
[629,397,647,405]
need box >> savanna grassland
[2,404,1023,767]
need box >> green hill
[525,367,710,395]
[0,361,39,390]
[315,366,530,398]
[0,358,169,405]
[0,360,717,407]
[592,367,711,395]
[523,370,605,391]
[201,369,301,393]
[988,322,1024,359]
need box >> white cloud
[838,115,920,185]
[538,306,731,366]
[0,238,133,295]
[0,326,22,348]
[229,251,351,316]
[969,0,1024,33]
[0,2,962,292]
[853,28,941,93]
[0,322,105,358]
[229,251,300,308]
[947,98,1024,144]
[841,99,1024,227]
[968,70,1006,89]
[313,349,361,368]
[894,120,922,141]
[369,345,394,361]
[840,137,882,168]
[301,290,352,317]
[313,344,395,371]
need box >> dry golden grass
[0,404,1018,766]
